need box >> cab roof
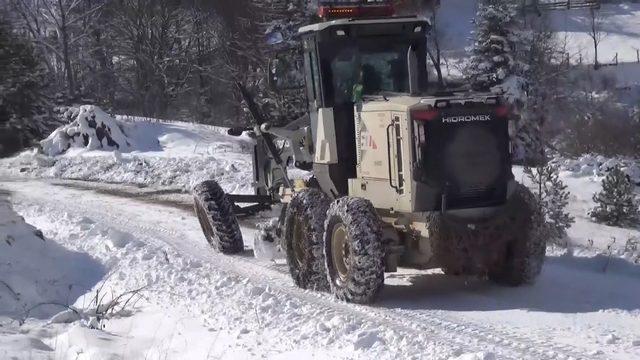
[298,16,430,35]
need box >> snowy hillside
[514,160,640,252]
[549,3,640,65]
[437,1,640,78]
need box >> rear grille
[447,187,505,209]
[413,104,511,211]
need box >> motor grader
[193,1,545,304]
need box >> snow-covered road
[2,178,639,360]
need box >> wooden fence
[535,0,600,10]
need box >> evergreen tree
[466,0,524,94]
[0,14,56,155]
[515,20,560,164]
[525,164,575,245]
[589,166,639,226]
[469,2,564,164]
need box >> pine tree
[469,3,564,164]
[0,14,57,155]
[525,164,575,245]
[589,166,640,226]
[466,0,524,94]
[514,20,560,164]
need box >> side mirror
[268,53,305,91]
[266,31,284,45]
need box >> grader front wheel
[193,180,244,254]
[283,189,331,291]
[323,197,385,304]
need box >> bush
[589,166,639,226]
[559,95,640,157]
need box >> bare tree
[10,0,103,98]
[588,8,605,69]
[109,0,195,117]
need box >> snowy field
[437,1,640,80]
[0,106,639,359]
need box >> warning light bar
[318,0,395,19]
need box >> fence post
[637,49,639,63]
[615,53,618,65]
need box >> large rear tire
[430,183,546,285]
[323,197,385,304]
[489,184,546,286]
[193,180,244,254]
[284,189,331,291]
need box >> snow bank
[558,154,640,185]
[0,192,104,320]
[1,111,256,192]
[41,105,133,156]
[2,147,254,193]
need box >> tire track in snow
[3,180,604,360]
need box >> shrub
[525,164,575,245]
[589,166,639,226]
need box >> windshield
[330,44,408,104]
[320,37,426,106]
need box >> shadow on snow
[377,253,640,313]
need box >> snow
[514,162,640,252]
[558,154,640,185]
[41,105,133,156]
[0,192,104,320]
[0,181,453,360]
[448,352,495,360]
[550,3,640,65]
[0,179,639,359]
